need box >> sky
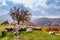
[0,0,60,21]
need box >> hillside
[33,18,60,26]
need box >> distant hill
[0,14,60,26]
[32,18,60,26]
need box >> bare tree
[10,7,32,25]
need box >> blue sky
[0,0,60,20]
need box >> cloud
[9,0,34,9]
[0,0,7,7]
[45,0,60,9]
[9,0,47,10]
[31,15,60,21]
[32,15,60,19]
[41,10,48,15]
[0,0,60,19]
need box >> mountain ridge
[32,18,60,26]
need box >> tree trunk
[18,20,20,25]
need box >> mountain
[32,18,60,26]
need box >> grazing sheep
[13,25,20,31]
[13,25,20,36]
[6,26,14,31]
[8,25,14,29]
[49,31,56,35]
[26,27,33,32]
[34,27,42,31]
[20,26,26,31]
[13,31,19,36]
[2,29,8,36]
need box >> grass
[0,25,60,40]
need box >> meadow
[0,25,60,40]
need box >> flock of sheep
[1,24,56,37]
[2,24,34,37]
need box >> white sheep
[26,27,33,32]
[49,31,56,35]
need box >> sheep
[6,26,14,31]
[2,28,8,36]
[20,26,26,31]
[13,25,21,31]
[26,27,33,32]
[13,31,19,36]
[34,27,42,31]
[13,27,19,36]
[49,31,56,35]
[13,25,20,36]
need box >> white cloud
[45,4,60,9]
[10,0,34,9]
[31,15,60,21]
[34,0,45,7]
[32,0,47,10]
[44,0,60,9]
[41,10,47,15]
[0,0,7,7]
[9,0,47,10]
[32,15,60,19]
[53,5,60,9]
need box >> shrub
[42,26,49,32]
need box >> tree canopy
[10,7,32,24]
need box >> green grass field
[0,25,60,40]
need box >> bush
[42,26,49,32]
